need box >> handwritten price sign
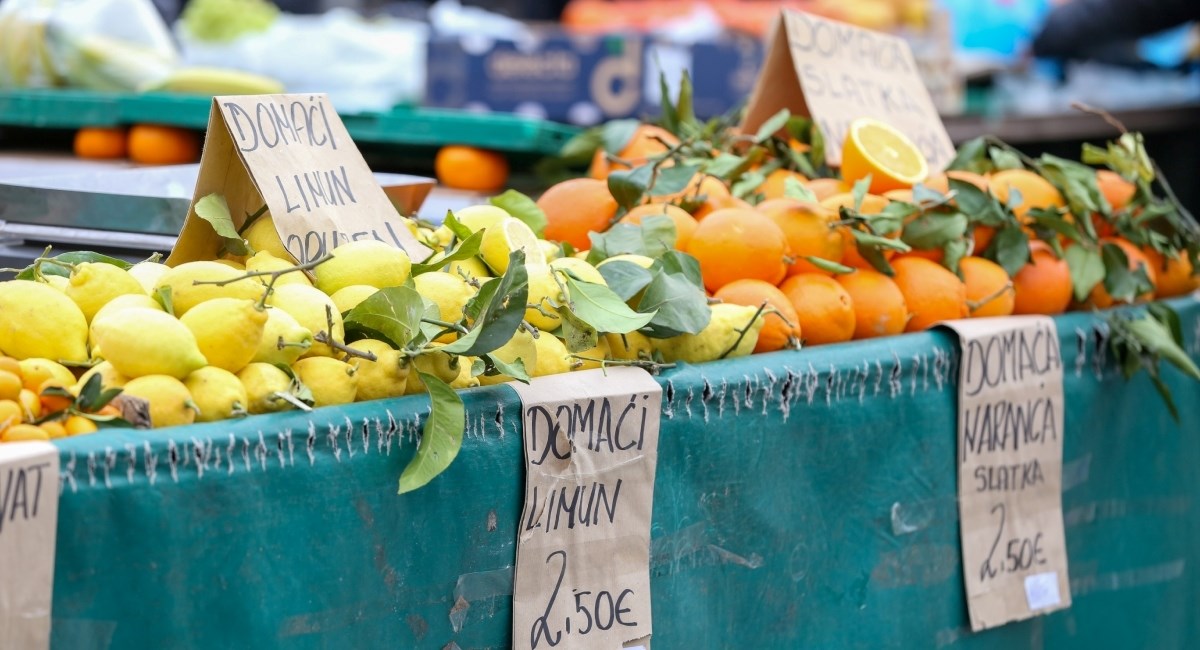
[510,368,661,650]
[946,317,1071,631]
[0,442,59,650]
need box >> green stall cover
[48,298,1200,649]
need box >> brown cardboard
[944,317,1071,631]
[510,367,662,650]
[0,442,59,650]
[167,94,431,266]
[742,10,956,171]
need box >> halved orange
[839,118,929,194]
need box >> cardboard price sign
[945,317,1071,631]
[510,367,662,650]
[0,442,59,650]
[742,10,955,170]
[168,93,430,266]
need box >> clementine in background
[988,169,1064,221]
[538,178,619,250]
[74,127,128,159]
[588,124,678,179]
[959,256,1015,317]
[683,175,747,220]
[434,145,509,192]
[758,169,808,200]
[835,269,908,339]
[1012,241,1072,315]
[1096,170,1135,211]
[127,125,201,165]
[620,204,698,250]
[806,178,850,201]
[778,273,855,345]
[756,198,844,276]
[713,279,801,353]
[1084,238,1158,308]
[1144,247,1196,298]
[891,256,968,331]
[686,208,789,292]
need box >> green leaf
[704,153,748,179]
[851,229,911,252]
[410,230,484,276]
[648,164,701,197]
[675,69,695,128]
[659,72,680,133]
[489,190,548,237]
[912,183,951,207]
[443,251,529,356]
[1128,315,1200,380]
[987,225,1031,277]
[602,119,640,155]
[732,170,767,200]
[784,176,817,203]
[804,256,854,274]
[15,251,133,280]
[595,260,653,301]
[1027,207,1082,244]
[154,285,174,316]
[482,354,530,383]
[415,297,445,346]
[902,212,969,250]
[943,239,970,273]
[607,165,654,210]
[637,272,710,338]
[1038,154,1110,220]
[344,286,426,349]
[851,176,871,211]
[1064,245,1105,301]
[442,210,473,240]
[949,179,1008,227]
[872,201,918,235]
[853,236,896,276]
[1100,242,1151,303]
[1147,302,1184,346]
[754,109,791,143]
[657,250,704,287]
[988,146,1023,171]
[556,304,599,353]
[195,193,251,256]
[586,217,676,263]
[946,137,990,174]
[563,276,655,334]
[559,127,603,166]
[398,373,465,494]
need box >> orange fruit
[65,415,99,436]
[1144,248,1195,299]
[882,188,913,203]
[713,279,801,353]
[835,269,908,339]
[38,379,74,414]
[924,170,989,194]
[778,274,855,345]
[686,208,790,291]
[676,175,743,220]
[756,198,844,276]
[434,145,509,192]
[0,370,21,401]
[758,169,809,200]
[988,169,1064,222]
[538,178,619,250]
[1085,238,1158,308]
[806,178,851,201]
[620,204,698,249]
[1,423,49,442]
[127,125,201,165]
[1012,241,1072,315]
[839,118,929,194]
[1096,170,1135,211]
[589,124,678,180]
[0,357,20,376]
[891,256,968,331]
[74,126,128,159]
[973,226,996,254]
[960,256,1015,318]
[39,421,67,439]
[821,192,896,269]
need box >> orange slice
[839,118,929,194]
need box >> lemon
[477,329,537,385]
[43,275,69,292]
[413,272,475,340]
[449,358,481,389]
[19,358,76,390]
[245,251,311,287]
[539,240,561,261]
[653,303,763,363]
[128,261,170,293]
[253,307,313,366]
[313,240,412,295]
[572,336,611,370]
[180,298,267,373]
[268,284,344,358]
[404,346,463,394]
[76,360,127,390]
[348,339,409,401]
[839,117,929,194]
[431,225,456,248]
[214,258,246,270]
[606,331,653,361]
[596,253,654,270]
[480,217,547,275]
[329,285,378,314]
[237,362,294,414]
[243,213,292,260]
[185,366,249,422]
[0,280,89,362]
[454,205,510,233]
[90,294,164,347]
[122,375,198,428]
[93,308,208,379]
[292,357,357,407]
[549,257,606,285]
[446,256,493,282]
[155,261,264,315]
[532,334,571,377]
[525,264,566,331]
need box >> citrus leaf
[1064,245,1105,301]
[15,251,132,280]
[607,165,654,210]
[563,276,655,334]
[410,230,484,276]
[912,183,951,207]
[442,251,529,356]
[648,164,700,197]
[595,260,653,301]
[988,146,1023,171]
[490,190,548,237]
[586,217,676,263]
[851,229,911,252]
[784,176,818,203]
[754,109,791,143]
[804,256,854,274]
[946,136,990,174]
[1147,302,1184,345]
[943,239,970,273]
[195,193,251,256]
[1028,207,1083,244]
[637,271,710,338]
[657,250,704,287]
[902,212,968,250]
[851,176,871,211]
[732,170,767,200]
[481,354,530,384]
[602,119,641,154]
[398,372,465,494]
[442,210,473,240]
[344,286,426,349]
[1100,242,1152,303]
[559,127,603,166]
[1128,315,1200,380]
[987,225,1031,277]
[704,153,749,179]
[154,285,174,316]
[556,304,599,353]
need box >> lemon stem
[421,318,470,337]
[193,252,333,288]
[569,355,675,373]
[966,282,1014,312]
[273,391,312,412]
[719,301,769,359]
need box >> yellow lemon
[477,329,537,385]
[453,204,510,233]
[446,256,492,283]
[404,346,463,394]
[292,357,357,407]
[480,217,546,275]
[525,264,566,332]
[18,358,76,390]
[572,336,612,370]
[348,339,409,401]
[64,263,146,322]
[0,280,89,362]
[43,275,69,292]
[237,363,295,414]
[128,261,170,293]
[596,253,654,270]
[185,366,249,422]
[243,213,292,260]
[93,308,208,379]
[413,272,475,340]
[76,360,127,390]
[313,240,412,295]
[606,331,653,361]
[532,334,571,377]
[121,375,198,428]
[449,358,481,389]
[253,307,313,366]
[155,261,264,315]
[180,298,267,373]
[267,284,344,358]
[90,294,165,347]
[539,240,561,261]
[214,258,245,270]
[653,303,763,363]
[245,251,311,287]
[330,285,378,314]
[549,256,606,285]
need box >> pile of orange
[0,356,107,442]
[75,125,202,165]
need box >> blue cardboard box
[643,34,765,120]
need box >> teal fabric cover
[48,298,1200,649]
